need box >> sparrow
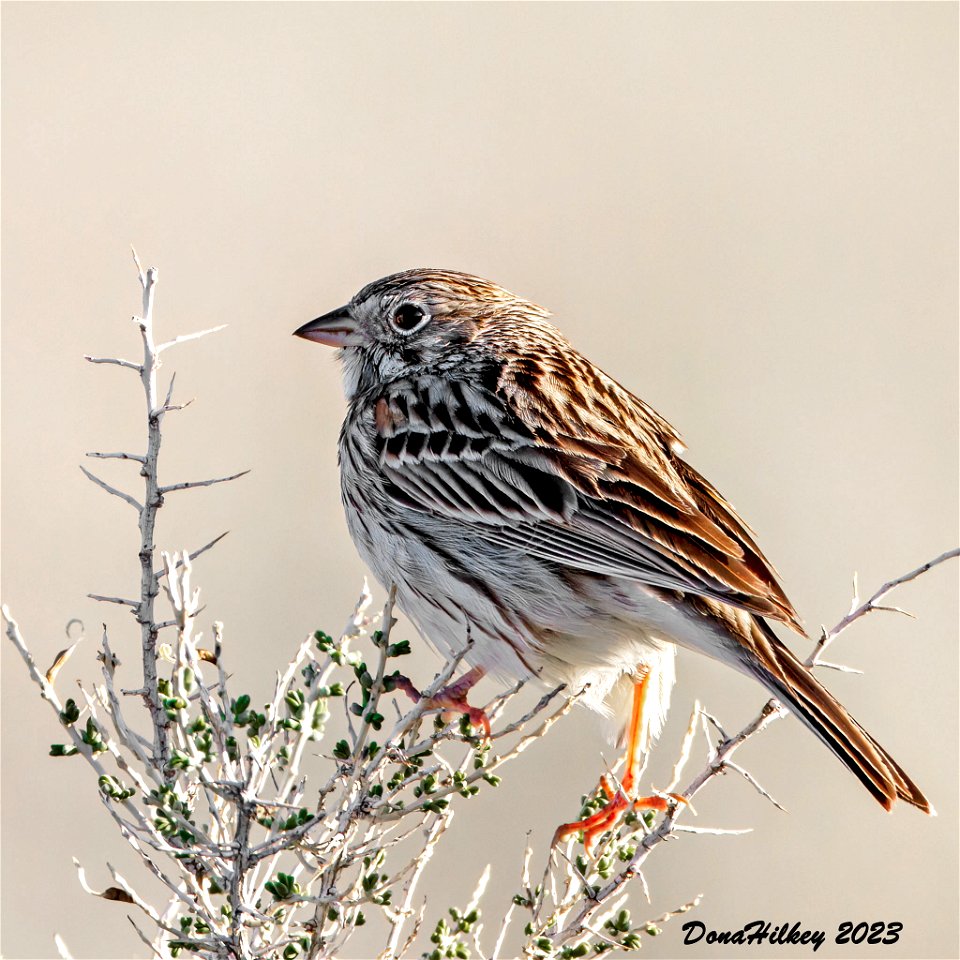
[294,268,931,847]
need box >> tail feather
[747,619,932,814]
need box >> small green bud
[80,717,107,753]
[59,699,80,725]
[285,689,305,713]
[98,774,135,801]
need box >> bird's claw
[393,667,491,739]
[553,783,687,856]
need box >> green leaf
[80,717,107,753]
[59,698,80,725]
[99,774,135,801]
[285,689,305,715]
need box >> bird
[294,268,931,848]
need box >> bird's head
[294,269,556,397]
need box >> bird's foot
[552,775,686,856]
[393,665,491,739]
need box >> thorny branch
[2,254,955,959]
[77,253,243,770]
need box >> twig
[159,470,250,495]
[379,814,452,959]
[809,547,959,666]
[84,355,142,371]
[156,324,227,352]
[79,465,143,512]
[86,451,146,463]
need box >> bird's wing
[372,369,802,631]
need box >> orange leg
[393,666,491,738]
[553,669,684,855]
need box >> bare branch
[724,761,787,812]
[86,451,146,463]
[159,470,250,495]
[88,594,139,608]
[156,324,227,352]
[84,355,142,371]
[53,934,74,960]
[155,531,230,580]
[814,659,864,675]
[664,700,701,794]
[810,547,959,665]
[379,814,452,960]
[672,824,753,836]
[79,465,143,512]
[131,245,146,287]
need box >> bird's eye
[390,303,428,334]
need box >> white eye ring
[389,302,430,335]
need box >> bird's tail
[745,618,932,814]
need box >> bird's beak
[293,305,358,347]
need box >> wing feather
[372,371,803,632]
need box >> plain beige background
[2,3,957,958]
